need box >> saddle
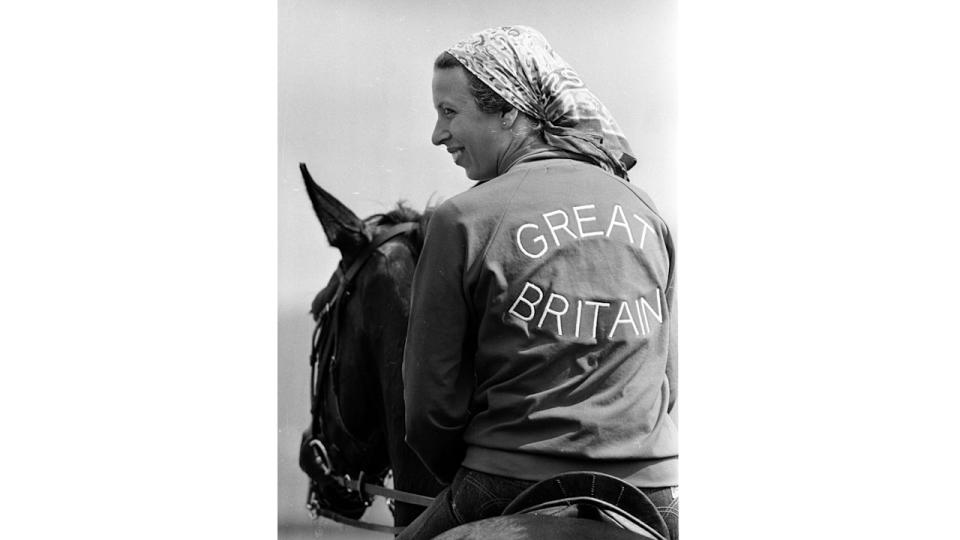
[501,471,670,540]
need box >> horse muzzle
[301,436,371,520]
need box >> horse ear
[300,163,370,253]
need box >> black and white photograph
[279,1,677,538]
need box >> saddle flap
[502,471,669,540]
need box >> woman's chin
[464,168,496,182]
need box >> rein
[305,221,435,533]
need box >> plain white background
[3,1,959,538]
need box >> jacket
[403,156,677,487]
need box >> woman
[401,26,678,539]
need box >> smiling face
[431,67,512,181]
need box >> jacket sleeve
[403,202,475,484]
[663,223,678,418]
[666,275,678,417]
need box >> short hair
[434,52,513,115]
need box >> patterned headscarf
[446,25,637,180]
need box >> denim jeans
[396,467,679,540]
[644,485,680,540]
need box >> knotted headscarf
[446,25,637,180]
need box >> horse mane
[366,202,436,258]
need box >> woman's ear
[500,108,519,129]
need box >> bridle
[305,221,435,535]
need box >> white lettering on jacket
[516,224,547,258]
[508,283,665,341]
[537,293,570,336]
[515,203,658,258]
[508,281,543,321]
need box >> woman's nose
[431,119,448,146]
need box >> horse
[296,164,672,539]
[296,163,444,529]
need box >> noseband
[305,221,434,534]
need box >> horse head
[297,164,441,525]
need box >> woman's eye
[443,108,455,116]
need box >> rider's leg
[640,485,679,540]
[396,467,534,540]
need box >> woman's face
[431,67,510,181]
